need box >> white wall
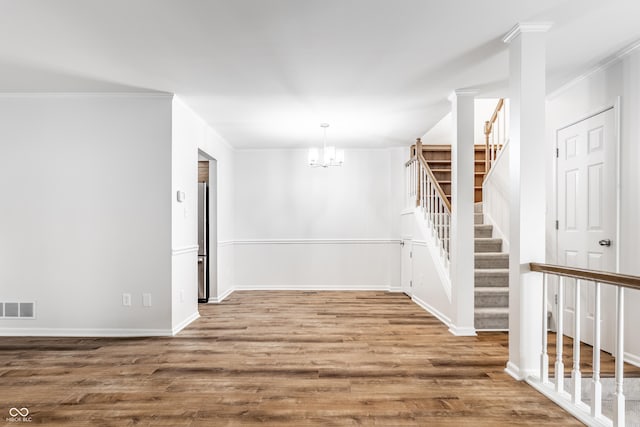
[170,97,200,331]
[172,98,235,308]
[0,94,174,335]
[233,147,404,290]
[421,99,499,146]
[546,46,640,363]
[403,210,453,325]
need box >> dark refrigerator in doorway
[198,182,209,302]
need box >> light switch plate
[122,293,131,307]
[143,293,152,307]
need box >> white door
[557,108,616,352]
[401,240,413,296]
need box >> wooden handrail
[404,138,452,212]
[484,98,505,174]
[530,263,640,291]
[485,98,504,135]
[416,148,452,212]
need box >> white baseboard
[172,311,200,335]
[0,327,173,337]
[209,287,234,303]
[505,361,525,381]
[233,284,391,291]
[411,294,451,327]
[448,325,477,337]
[625,351,640,368]
[387,286,403,293]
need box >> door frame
[552,97,621,345]
[198,150,218,304]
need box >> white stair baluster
[446,211,450,258]
[420,164,424,209]
[555,276,565,392]
[427,178,432,222]
[437,198,442,245]
[411,162,416,197]
[572,279,582,404]
[591,282,602,418]
[541,273,549,383]
[614,286,625,427]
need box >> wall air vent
[0,302,35,319]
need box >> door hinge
[555,220,559,230]
[554,294,558,305]
[410,280,413,287]
[410,251,412,258]
[556,148,559,158]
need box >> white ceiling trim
[547,38,640,100]
[503,22,553,44]
[0,92,172,98]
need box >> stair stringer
[409,206,454,328]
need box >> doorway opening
[197,151,218,304]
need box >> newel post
[448,89,477,336]
[504,22,552,380]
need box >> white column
[503,22,552,380]
[448,89,476,336]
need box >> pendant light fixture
[308,123,344,168]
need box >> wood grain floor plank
[0,291,586,425]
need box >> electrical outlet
[143,293,152,307]
[122,293,131,307]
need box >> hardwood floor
[0,291,585,426]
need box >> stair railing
[405,138,451,264]
[484,98,507,175]
[528,262,640,427]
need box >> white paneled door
[401,240,413,296]
[557,108,617,352]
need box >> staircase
[410,143,510,331]
[474,202,509,330]
[420,145,488,203]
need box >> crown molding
[547,39,640,100]
[448,89,479,101]
[503,22,553,44]
[0,91,172,98]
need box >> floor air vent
[0,302,35,319]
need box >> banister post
[448,89,477,336]
[415,138,422,207]
[484,121,491,174]
[503,22,552,380]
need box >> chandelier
[308,123,344,168]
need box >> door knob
[598,239,612,247]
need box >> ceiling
[1,0,639,148]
